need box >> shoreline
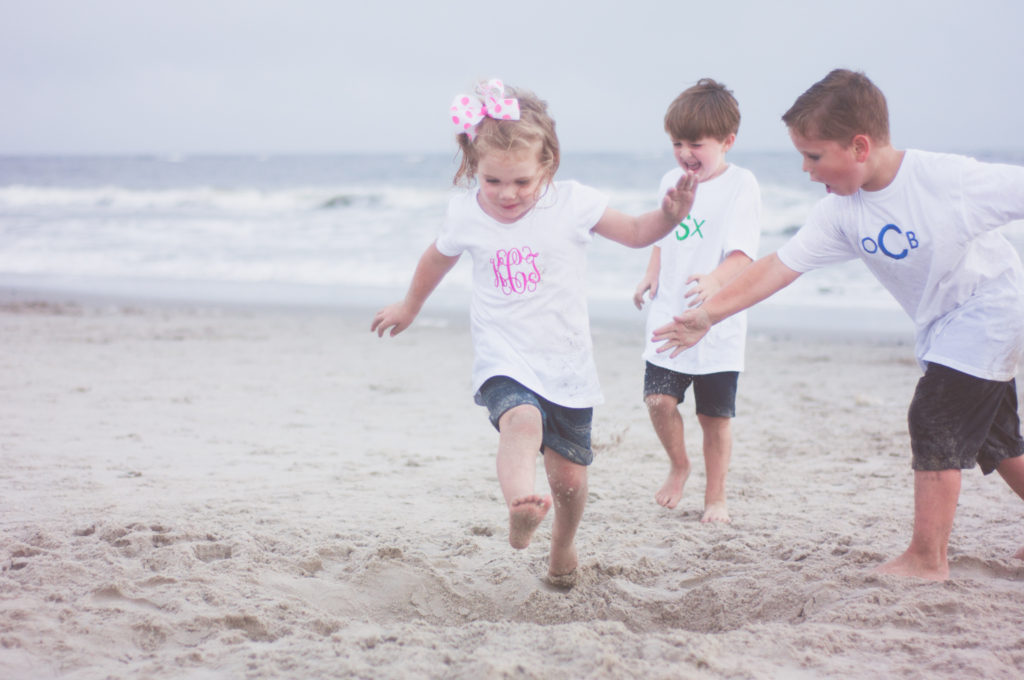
[0,274,916,345]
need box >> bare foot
[548,543,578,588]
[655,464,690,509]
[546,570,578,589]
[873,550,949,581]
[701,500,730,523]
[508,495,551,549]
[1014,546,1024,560]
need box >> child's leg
[543,449,587,579]
[876,469,961,581]
[995,455,1024,559]
[496,404,551,549]
[645,393,690,508]
[697,413,732,523]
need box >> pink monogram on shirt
[491,247,541,295]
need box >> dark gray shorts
[474,376,594,466]
[908,362,1024,474]
[643,362,738,418]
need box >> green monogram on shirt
[675,214,704,241]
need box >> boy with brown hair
[633,78,760,522]
[652,68,1024,580]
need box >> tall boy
[652,69,1024,580]
[633,79,761,522]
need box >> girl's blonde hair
[453,85,560,187]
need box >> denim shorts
[908,362,1024,474]
[474,376,594,466]
[642,362,738,418]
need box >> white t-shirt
[643,164,761,374]
[435,180,609,407]
[777,149,1024,381]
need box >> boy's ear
[851,134,871,162]
[723,133,737,152]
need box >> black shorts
[475,376,594,466]
[642,362,738,418]
[908,362,1024,474]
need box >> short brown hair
[453,85,560,187]
[782,69,890,146]
[664,78,740,142]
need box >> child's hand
[371,302,417,337]
[633,274,659,310]
[683,273,721,308]
[661,170,698,224]
[651,308,711,358]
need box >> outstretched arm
[682,250,753,308]
[652,252,801,357]
[593,171,697,248]
[371,242,459,337]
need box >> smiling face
[788,129,866,196]
[475,143,548,224]
[672,134,734,182]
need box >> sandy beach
[1,289,1023,679]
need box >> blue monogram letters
[861,223,919,260]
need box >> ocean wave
[4,153,1017,314]
[0,184,451,216]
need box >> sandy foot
[548,544,578,589]
[654,465,690,509]
[508,495,551,549]
[1014,546,1024,560]
[546,569,578,590]
[701,500,730,523]
[873,551,949,582]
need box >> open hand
[371,302,416,337]
[661,171,698,225]
[683,273,721,308]
[651,308,711,358]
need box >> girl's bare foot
[548,543,578,588]
[1013,546,1024,560]
[655,464,690,509]
[546,569,578,589]
[508,495,551,549]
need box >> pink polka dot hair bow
[450,79,521,140]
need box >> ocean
[2,151,1022,335]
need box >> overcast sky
[2,0,1022,156]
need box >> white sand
[1,291,1023,679]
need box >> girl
[372,79,696,586]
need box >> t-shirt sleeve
[776,197,859,272]
[959,156,1024,238]
[722,171,761,260]
[568,181,609,241]
[435,194,467,257]
[657,168,682,203]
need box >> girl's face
[475,144,547,224]
[672,134,734,182]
